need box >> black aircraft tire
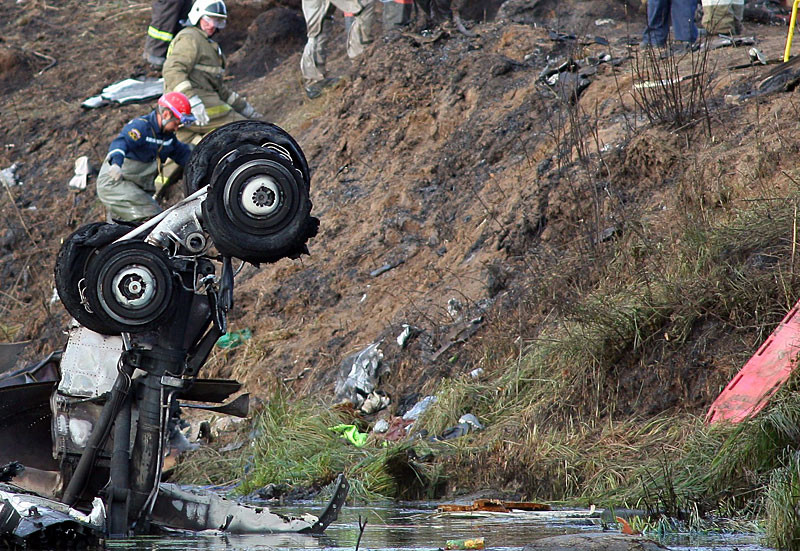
[84,241,176,334]
[54,223,133,335]
[184,121,310,195]
[202,145,315,264]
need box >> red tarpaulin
[706,299,800,424]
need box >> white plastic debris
[49,287,60,306]
[82,77,164,109]
[0,163,21,187]
[68,497,106,529]
[396,324,420,348]
[595,18,615,26]
[68,156,90,190]
[402,395,438,421]
[458,413,484,430]
[361,390,390,414]
[334,342,388,409]
[373,419,390,433]
[447,298,463,319]
[469,367,484,379]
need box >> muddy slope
[0,0,795,421]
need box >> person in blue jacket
[96,92,195,223]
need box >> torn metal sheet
[152,475,348,534]
[0,486,103,548]
[81,77,164,109]
[0,382,59,472]
[0,351,60,388]
[0,342,28,375]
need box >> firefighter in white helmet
[163,0,261,143]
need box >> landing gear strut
[50,122,330,537]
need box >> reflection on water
[105,502,774,551]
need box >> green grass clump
[239,392,444,500]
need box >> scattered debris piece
[445,537,485,550]
[633,73,702,90]
[373,419,390,433]
[380,417,414,441]
[329,424,369,447]
[549,30,576,42]
[370,258,405,277]
[431,315,485,362]
[705,35,756,51]
[617,516,641,535]
[68,156,89,191]
[0,164,21,187]
[216,328,252,349]
[436,414,484,441]
[707,297,800,423]
[438,499,550,514]
[469,367,484,379]
[595,18,615,26]
[334,342,387,410]
[402,395,438,421]
[360,390,390,414]
[749,47,768,65]
[81,77,164,109]
[397,324,421,348]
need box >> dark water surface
[105,502,772,551]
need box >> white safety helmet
[188,0,228,26]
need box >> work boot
[304,77,342,100]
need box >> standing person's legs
[671,0,698,42]
[334,0,374,58]
[301,0,334,85]
[430,0,451,21]
[642,0,671,46]
[143,0,189,67]
[383,0,413,31]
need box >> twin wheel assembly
[55,122,319,335]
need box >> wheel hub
[241,176,280,216]
[111,266,156,308]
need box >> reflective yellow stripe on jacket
[147,26,174,42]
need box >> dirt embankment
[0,0,797,426]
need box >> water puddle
[106,502,773,550]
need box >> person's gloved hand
[240,102,262,119]
[109,164,122,182]
[189,95,210,126]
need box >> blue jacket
[107,110,191,168]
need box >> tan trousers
[701,0,744,34]
[300,0,375,84]
[96,158,161,222]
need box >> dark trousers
[383,0,413,30]
[143,0,192,66]
[642,0,698,45]
[415,0,451,22]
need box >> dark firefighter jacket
[107,110,192,168]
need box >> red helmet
[158,92,196,126]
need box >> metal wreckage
[0,121,349,547]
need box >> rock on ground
[523,533,670,551]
